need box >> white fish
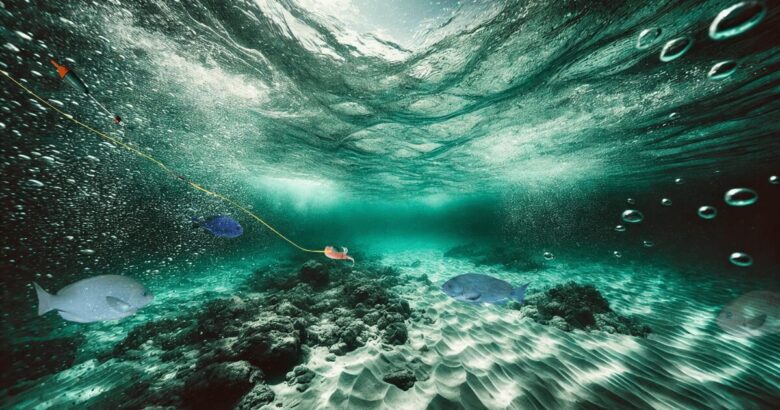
[33,275,154,323]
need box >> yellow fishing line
[1,69,324,254]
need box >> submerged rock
[182,361,262,410]
[235,384,275,409]
[383,369,416,391]
[517,282,651,337]
[299,260,329,288]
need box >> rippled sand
[275,250,780,409]
[3,250,779,409]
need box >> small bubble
[674,177,684,185]
[724,188,758,206]
[729,252,753,267]
[709,1,767,40]
[65,236,74,240]
[643,240,655,248]
[615,224,626,232]
[636,27,662,49]
[621,209,644,223]
[668,112,680,120]
[626,198,636,205]
[613,251,622,258]
[543,251,554,261]
[698,206,717,219]
[769,175,779,185]
[25,179,44,188]
[708,60,737,80]
[660,36,693,62]
[80,249,95,255]
[661,198,672,206]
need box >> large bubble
[708,60,738,80]
[698,206,717,219]
[724,188,758,206]
[709,1,767,40]
[636,28,662,49]
[729,252,753,267]
[621,209,644,223]
[660,36,693,62]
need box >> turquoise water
[1,0,779,409]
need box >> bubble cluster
[621,209,644,223]
[724,188,758,206]
[729,252,753,267]
[636,27,662,49]
[709,1,767,40]
[660,36,692,62]
[697,206,717,219]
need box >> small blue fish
[193,215,243,238]
[442,273,529,304]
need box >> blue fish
[442,273,529,304]
[193,215,243,238]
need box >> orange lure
[324,246,355,266]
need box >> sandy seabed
[3,249,779,409]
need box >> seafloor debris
[515,282,651,337]
[382,369,417,391]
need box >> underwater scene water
[1,0,779,408]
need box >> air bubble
[697,206,717,219]
[25,179,44,188]
[709,1,767,40]
[769,175,778,185]
[621,209,644,223]
[80,249,95,255]
[615,225,626,232]
[626,198,636,205]
[636,28,662,49]
[613,251,622,258]
[643,240,655,248]
[729,252,753,267]
[661,198,672,206]
[543,251,554,261]
[724,188,757,206]
[708,60,737,80]
[674,177,684,184]
[660,36,693,62]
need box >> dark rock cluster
[104,259,413,407]
[0,335,85,392]
[516,282,651,337]
[444,243,544,272]
[382,369,417,391]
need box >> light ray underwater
[1,1,779,409]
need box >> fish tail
[33,282,56,315]
[347,256,355,267]
[510,283,530,304]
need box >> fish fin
[510,283,530,304]
[58,310,90,323]
[746,313,767,329]
[106,296,133,312]
[33,282,57,316]
[465,291,481,301]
